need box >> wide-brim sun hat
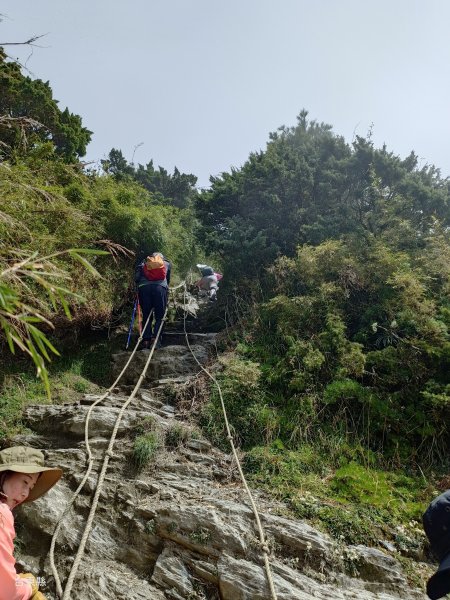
[0,446,62,502]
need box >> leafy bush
[243,234,450,463]
[200,355,278,449]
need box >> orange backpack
[142,254,166,281]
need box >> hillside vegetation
[0,48,198,406]
[195,111,450,549]
[196,110,449,464]
[1,52,449,556]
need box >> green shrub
[189,528,211,546]
[165,423,189,449]
[200,355,276,449]
[314,505,380,545]
[132,432,160,468]
[330,462,393,506]
[323,379,370,406]
[145,519,156,534]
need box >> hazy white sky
[1,0,449,187]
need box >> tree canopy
[196,110,449,277]
[0,48,92,162]
[102,148,197,209]
[196,110,450,465]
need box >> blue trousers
[138,284,168,341]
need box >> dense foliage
[0,53,199,390]
[0,49,91,162]
[0,157,198,375]
[196,110,449,278]
[102,148,198,209]
[197,111,450,467]
[256,236,449,461]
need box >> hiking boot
[141,340,151,350]
[150,335,163,349]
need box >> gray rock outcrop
[14,332,427,600]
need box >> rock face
[111,336,214,385]
[14,330,427,600]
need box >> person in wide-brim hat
[0,445,62,503]
[0,446,62,600]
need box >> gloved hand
[17,572,39,595]
[30,592,47,600]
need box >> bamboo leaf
[69,248,109,255]
[69,251,103,278]
[29,325,51,361]
[27,341,51,399]
[20,316,45,323]
[2,323,16,353]
[56,289,72,320]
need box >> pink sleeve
[0,504,32,600]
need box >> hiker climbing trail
[11,294,426,600]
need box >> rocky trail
[12,300,427,599]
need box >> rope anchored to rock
[48,279,278,599]
[182,281,278,600]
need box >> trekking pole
[137,298,142,334]
[125,296,138,350]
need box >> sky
[1,0,450,188]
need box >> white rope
[49,306,155,596]
[182,282,278,600]
[49,277,277,599]
[60,304,168,600]
[50,281,185,597]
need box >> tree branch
[0,33,48,47]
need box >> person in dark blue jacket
[423,489,450,599]
[135,252,171,349]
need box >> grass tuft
[132,432,160,469]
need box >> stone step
[80,393,127,408]
[23,404,148,439]
[181,449,216,466]
[162,331,218,346]
[77,436,111,451]
[185,438,212,452]
[138,390,165,410]
[111,344,209,385]
[152,406,176,419]
[149,376,192,385]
